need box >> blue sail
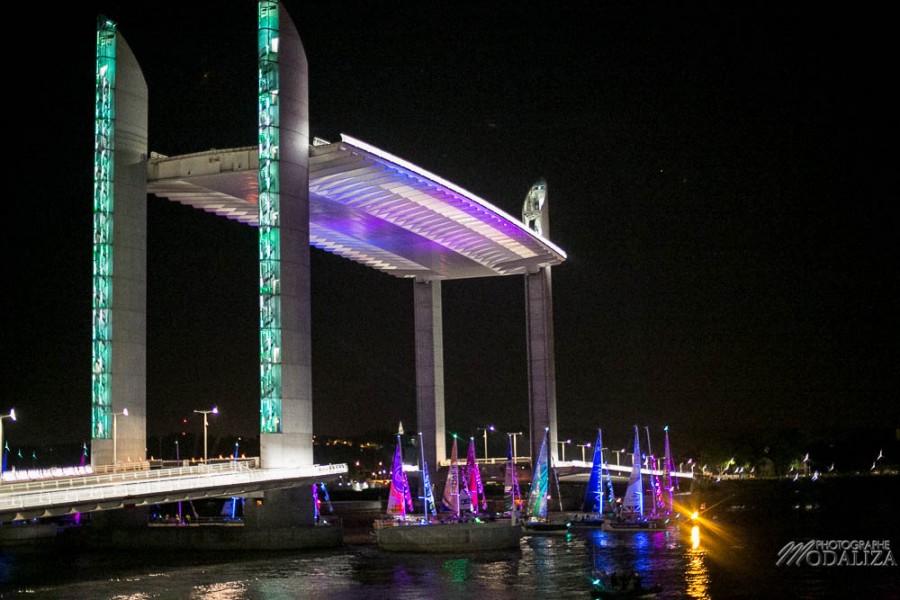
[422,458,437,516]
[582,429,604,513]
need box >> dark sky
[2,1,894,457]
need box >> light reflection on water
[685,525,711,600]
[3,476,899,600]
[0,530,706,599]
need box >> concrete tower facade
[90,19,148,467]
[257,1,313,469]
[522,179,560,463]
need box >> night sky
[2,1,893,459]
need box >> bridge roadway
[0,459,347,523]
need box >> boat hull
[591,584,662,598]
[523,519,570,535]
[375,520,522,552]
[601,519,670,533]
[568,517,605,530]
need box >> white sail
[621,425,644,518]
[441,437,460,516]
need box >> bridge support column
[414,279,446,471]
[243,487,315,528]
[525,266,558,464]
[259,3,312,468]
[90,26,148,467]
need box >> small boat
[523,427,570,535]
[568,515,606,530]
[601,517,671,532]
[590,569,662,598]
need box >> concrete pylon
[258,1,313,469]
[90,22,148,467]
[522,179,559,464]
[414,278,446,472]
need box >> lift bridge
[0,460,345,523]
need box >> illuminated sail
[418,431,437,519]
[422,458,437,517]
[525,428,550,520]
[464,438,486,513]
[622,425,644,518]
[582,429,604,514]
[504,435,521,513]
[386,436,413,517]
[664,426,675,515]
[645,426,664,517]
[441,436,460,516]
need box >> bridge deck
[0,461,346,523]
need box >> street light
[508,432,523,460]
[557,439,571,462]
[112,408,128,465]
[194,406,219,462]
[0,408,16,475]
[612,448,625,466]
[577,442,592,463]
[477,425,495,460]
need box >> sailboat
[602,425,670,532]
[464,437,487,514]
[523,427,569,534]
[385,434,414,519]
[570,428,613,529]
[503,433,521,516]
[440,435,462,516]
[662,426,675,517]
[375,431,522,552]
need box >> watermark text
[777,539,896,567]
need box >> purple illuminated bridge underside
[146,134,566,280]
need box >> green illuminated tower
[90,16,148,466]
[257,1,312,468]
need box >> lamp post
[112,408,128,465]
[508,432,523,460]
[477,425,495,460]
[557,439,571,462]
[577,442,591,463]
[612,448,625,466]
[0,408,16,476]
[194,406,218,462]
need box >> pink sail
[386,435,413,517]
[465,438,487,513]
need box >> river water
[1,477,897,599]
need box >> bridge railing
[0,462,349,519]
[0,458,260,495]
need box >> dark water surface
[1,477,897,599]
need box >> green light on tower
[258,1,282,433]
[91,17,116,440]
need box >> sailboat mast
[645,425,661,517]
[664,426,674,515]
[419,431,427,522]
[551,434,564,512]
